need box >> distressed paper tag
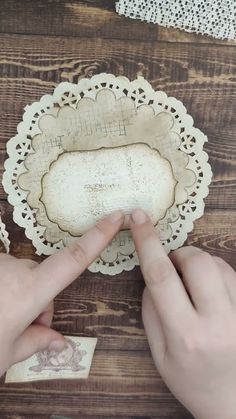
[5,336,97,383]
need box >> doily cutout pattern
[3,74,212,275]
[0,212,10,253]
[116,0,236,40]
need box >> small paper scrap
[5,336,97,383]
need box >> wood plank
[0,0,158,41]
[0,34,235,207]
[0,415,192,419]
[0,391,192,418]
[0,350,193,418]
[157,26,236,45]
[0,25,234,418]
[0,416,187,419]
[0,0,234,46]
[0,416,186,419]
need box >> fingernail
[48,339,67,352]
[106,210,123,223]
[131,209,147,225]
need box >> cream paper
[5,336,97,383]
[3,73,212,274]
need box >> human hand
[130,209,236,419]
[0,210,124,377]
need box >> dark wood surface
[0,1,235,418]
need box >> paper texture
[3,73,212,274]
[41,144,176,235]
[5,336,97,383]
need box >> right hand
[130,209,236,419]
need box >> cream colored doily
[3,74,212,275]
[0,212,10,253]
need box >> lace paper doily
[116,0,236,40]
[0,212,10,253]
[3,74,212,275]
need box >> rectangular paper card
[5,336,97,383]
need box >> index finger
[130,209,195,332]
[33,210,124,310]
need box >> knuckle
[24,258,38,269]
[182,251,212,272]
[179,318,236,358]
[197,251,212,265]
[209,317,233,340]
[69,241,88,267]
[29,260,38,267]
[173,245,199,256]
[179,322,203,352]
[144,257,174,287]
[170,246,200,264]
[182,332,203,353]
[186,245,201,252]
[94,221,107,238]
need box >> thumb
[12,324,67,364]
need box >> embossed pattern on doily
[116,0,236,40]
[3,74,212,275]
[0,212,10,253]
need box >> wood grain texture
[0,350,193,418]
[0,34,236,208]
[0,416,189,419]
[0,417,190,419]
[0,1,235,418]
[0,0,235,45]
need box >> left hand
[0,210,124,376]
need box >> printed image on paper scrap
[5,336,97,383]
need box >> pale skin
[0,209,236,419]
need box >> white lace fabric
[116,0,236,40]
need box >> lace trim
[116,0,236,40]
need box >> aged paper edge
[5,336,97,383]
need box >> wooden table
[0,1,235,418]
